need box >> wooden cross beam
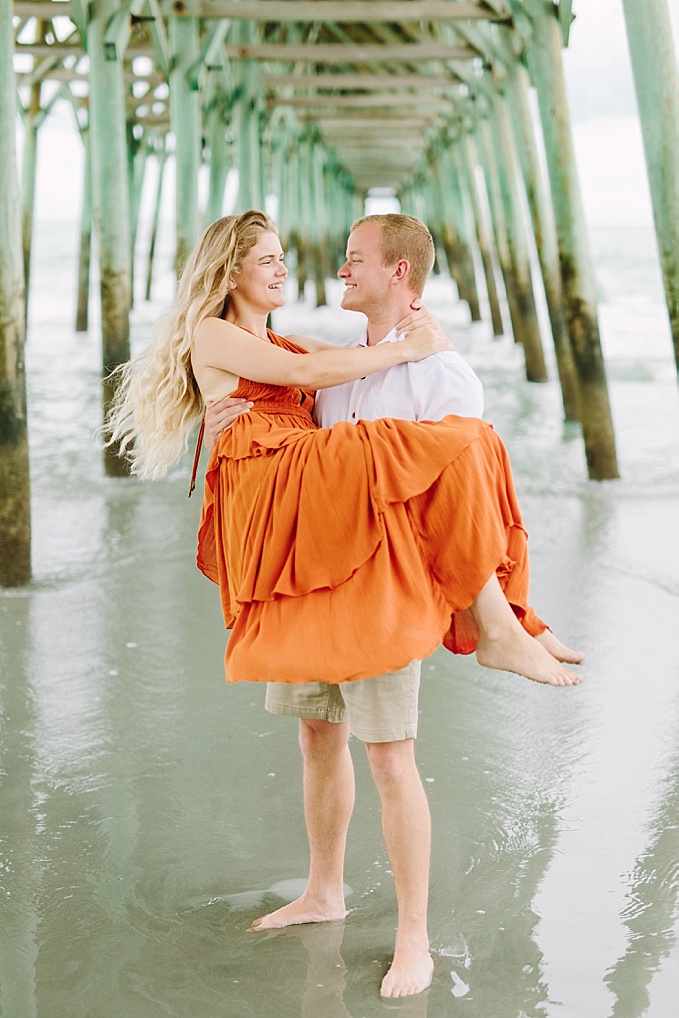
[263,73,463,89]
[223,42,478,61]
[168,1,511,21]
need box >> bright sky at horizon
[21,0,679,230]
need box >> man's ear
[392,258,410,283]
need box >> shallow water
[1,223,679,1017]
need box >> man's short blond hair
[350,213,435,296]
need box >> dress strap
[188,416,205,498]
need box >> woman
[108,211,582,688]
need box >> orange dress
[196,332,546,684]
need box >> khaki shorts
[264,660,421,743]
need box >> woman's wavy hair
[106,210,277,479]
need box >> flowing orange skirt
[196,361,545,685]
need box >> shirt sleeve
[415,353,485,420]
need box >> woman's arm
[193,318,452,391]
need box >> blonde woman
[108,210,582,689]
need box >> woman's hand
[204,396,253,449]
[395,305,456,361]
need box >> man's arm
[203,397,253,449]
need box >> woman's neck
[225,305,269,340]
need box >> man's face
[337,223,395,314]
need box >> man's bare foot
[476,624,583,687]
[380,937,434,998]
[249,892,347,931]
[535,629,585,664]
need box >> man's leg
[341,661,432,998]
[364,738,433,998]
[251,685,354,930]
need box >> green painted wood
[235,20,264,212]
[476,117,529,357]
[427,151,464,299]
[21,72,41,325]
[441,145,482,321]
[145,147,168,303]
[0,0,31,585]
[205,97,229,224]
[87,0,132,477]
[507,63,579,418]
[622,0,679,379]
[457,134,505,336]
[76,127,92,332]
[170,13,201,271]
[295,139,311,299]
[489,96,548,382]
[529,9,619,480]
[128,128,148,308]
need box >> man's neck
[365,301,415,346]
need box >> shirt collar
[360,326,399,346]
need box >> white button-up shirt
[314,327,484,427]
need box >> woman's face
[231,231,288,314]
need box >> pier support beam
[0,0,30,585]
[457,135,505,336]
[205,97,229,224]
[20,60,43,325]
[235,21,264,211]
[170,12,201,271]
[529,9,619,479]
[508,64,579,418]
[75,127,92,332]
[442,144,483,321]
[489,97,548,382]
[145,145,168,302]
[87,0,132,477]
[621,0,679,378]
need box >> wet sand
[1,254,679,1016]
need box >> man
[205,214,484,999]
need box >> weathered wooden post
[489,96,548,382]
[127,126,148,306]
[235,20,264,211]
[0,0,30,585]
[507,62,580,418]
[145,144,168,303]
[457,134,505,336]
[309,138,328,307]
[20,36,44,325]
[621,0,679,378]
[476,119,529,348]
[427,149,465,299]
[440,143,483,321]
[87,0,132,477]
[205,95,229,225]
[169,8,201,271]
[295,139,310,300]
[528,7,619,479]
[76,126,92,332]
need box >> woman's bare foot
[380,937,434,998]
[476,623,583,687]
[249,892,347,931]
[535,629,585,664]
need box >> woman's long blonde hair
[106,210,278,479]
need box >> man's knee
[365,738,418,791]
[299,718,350,760]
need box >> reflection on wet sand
[606,743,679,1017]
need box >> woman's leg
[471,573,583,687]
